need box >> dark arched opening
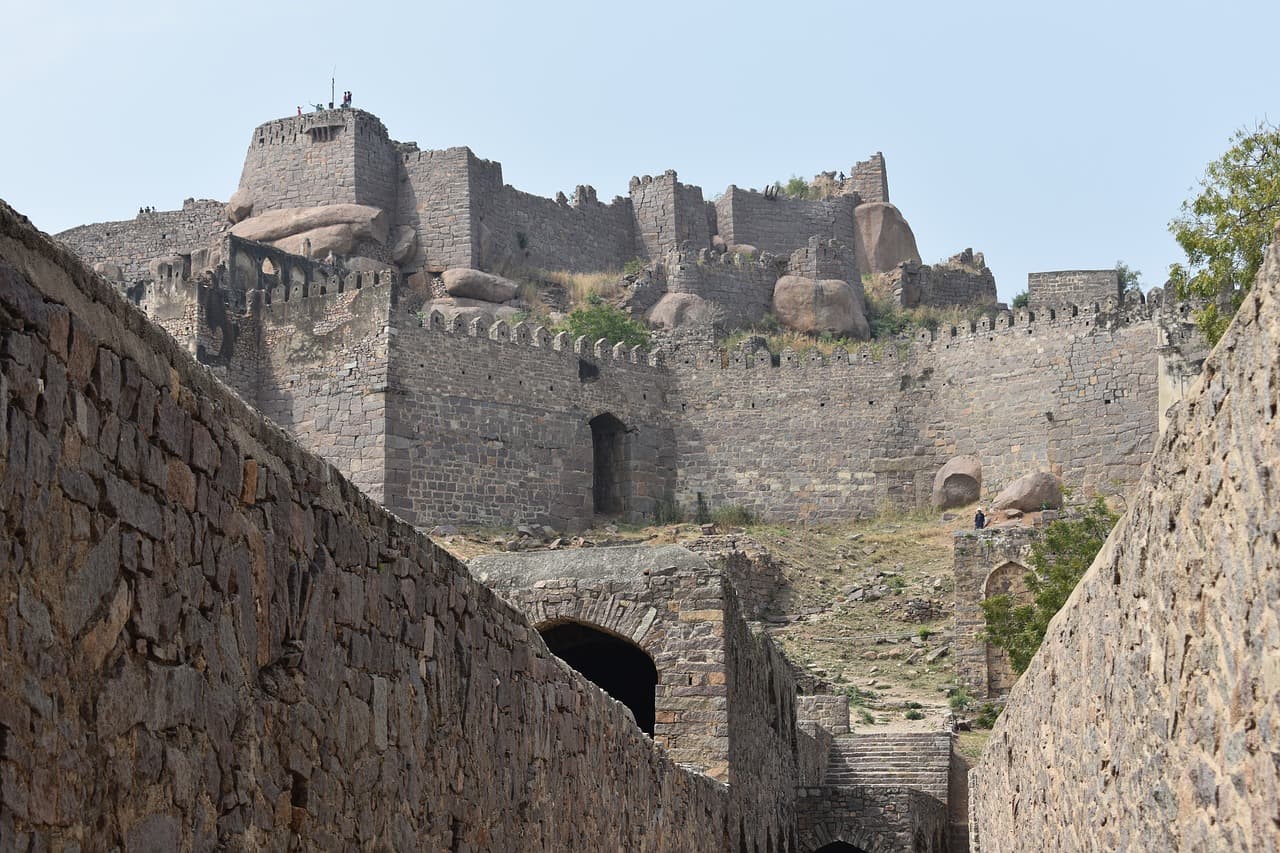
[814,843,869,853]
[589,413,627,515]
[539,621,657,735]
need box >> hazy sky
[4,0,1277,302]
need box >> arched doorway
[984,560,1032,696]
[589,413,627,515]
[539,620,658,734]
[814,843,869,853]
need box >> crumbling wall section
[889,253,998,308]
[470,158,637,273]
[851,152,889,203]
[715,187,857,257]
[0,200,733,852]
[969,230,1280,853]
[665,248,781,329]
[951,527,1038,698]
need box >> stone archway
[984,560,1032,696]
[589,413,627,515]
[538,619,658,735]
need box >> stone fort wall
[715,187,858,257]
[0,200,750,851]
[1027,269,1121,310]
[53,199,230,282]
[667,304,1161,522]
[968,230,1280,852]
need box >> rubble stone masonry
[0,202,737,850]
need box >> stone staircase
[821,731,952,802]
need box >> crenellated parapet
[416,308,663,369]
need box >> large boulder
[391,226,418,266]
[231,204,390,247]
[441,268,520,303]
[772,276,870,339]
[991,471,1063,512]
[932,455,983,508]
[226,189,254,224]
[93,261,123,282]
[853,202,922,277]
[647,293,715,329]
[270,225,364,260]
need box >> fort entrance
[539,620,658,734]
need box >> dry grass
[540,269,624,307]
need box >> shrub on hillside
[559,295,651,350]
[981,497,1118,674]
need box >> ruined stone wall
[398,146,476,271]
[851,153,889,203]
[890,260,998,308]
[665,248,781,329]
[55,199,229,282]
[930,308,1159,500]
[235,110,397,215]
[469,158,638,273]
[951,527,1038,698]
[969,230,1280,852]
[787,237,859,285]
[0,201,736,852]
[1026,269,1120,310]
[631,172,682,260]
[668,342,943,522]
[715,187,857,257]
[385,310,674,531]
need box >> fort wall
[668,306,1162,522]
[1027,269,1120,310]
[665,248,781,329]
[470,158,638,273]
[0,200,740,851]
[398,146,477,271]
[851,152,889,203]
[54,199,229,282]
[890,257,998,308]
[969,229,1280,853]
[236,110,398,215]
[951,527,1038,698]
[384,307,675,530]
[715,187,857,257]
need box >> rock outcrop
[648,292,714,330]
[931,455,982,508]
[990,471,1063,512]
[853,202,922,277]
[772,275,870,339]
[441,268,520,303]
[230,204,390,257]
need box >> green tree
[779,176,810,199]
[561,295,651,350]
[1168,122,1280,345]
[1011,291,1029,309]
[981,498,1118,674]
[1115,260,1142,294]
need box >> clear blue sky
[5,0,1277,302]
